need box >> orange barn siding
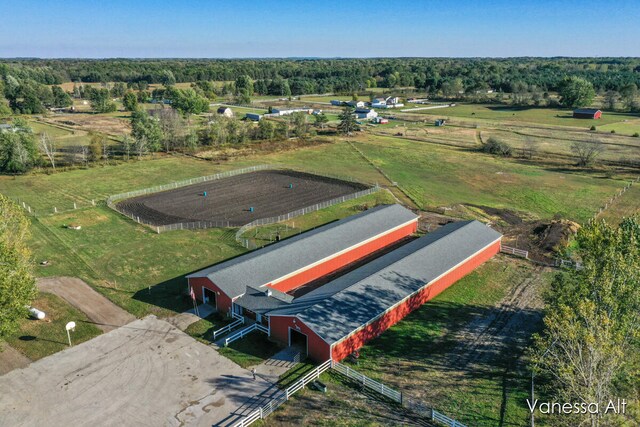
[330,239,501,361]
[188,277,233,313]
[269,315,331,362]
[268,220,418,293]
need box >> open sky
[1,0,639,58]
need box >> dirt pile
[532,220,580,252]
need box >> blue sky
[1,0,638,58]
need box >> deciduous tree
[0,195,37,341]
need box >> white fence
[331,361,467,427]
[224,322,269,346]
[212,317,245,340]
[500,245,529,259]
[555,258,584,270]
[235,185,380,248]
[232,359,333,427]
[106,164,273,231]
[233,359,467,427]
[332,361,401,402]
[104,163,376,236]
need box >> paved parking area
[0,316,272,427]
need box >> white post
[74,202,77,209]
[54,207,57,213]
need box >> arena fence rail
[104,164,378,238]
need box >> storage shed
[186,204,419,316]
[573,108,602,119]
[265,220,502,361]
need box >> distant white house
[217,107,233,117]
[355,108,378,120]
[371,96,403,108]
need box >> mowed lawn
[32,207,246,317]
[7,292,103,361]
[0,156,245,212]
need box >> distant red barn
[573,108,602,119]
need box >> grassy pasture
[0,156,239,212]
[7,292,103,361]
[262,135,624,222]
[412,103,639,128]
[599,118,640,136]
[599,182,640,224]
[6,132,628,320]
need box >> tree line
[3,58,640,95]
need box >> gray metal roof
[187,204,418,299]
[268,220,502,345]
[234,285,293,314]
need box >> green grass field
[599,118,640,136]
[7,292,103,361]
[2,129,628,322]
[0,156,244,212]
[412,103,639,128]
[262,135,624,222]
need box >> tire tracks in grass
[30,216,101,282]
[346,140,421,209]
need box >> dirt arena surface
[116,170,368,226]
[0,316,272,427]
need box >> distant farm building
[271,107,313,116]
[372,96,403,109]
[347,100,365,108]
[573,108,602,119]
[330,100,343,106]
[187,204,502,362]
[355,108,378,120]
[217,107,233,117]
[373,117,389,124]
[245,113,263,121]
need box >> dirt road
[450,264,547,370]
[37,277,135,332]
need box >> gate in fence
[500,245,529,259]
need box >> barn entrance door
[203,288,216,308]
[289,328,308,355]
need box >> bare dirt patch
[37,277,135,332]
[116,169,369,226]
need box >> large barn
[240,220,502,361]
[187,204,419,316]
